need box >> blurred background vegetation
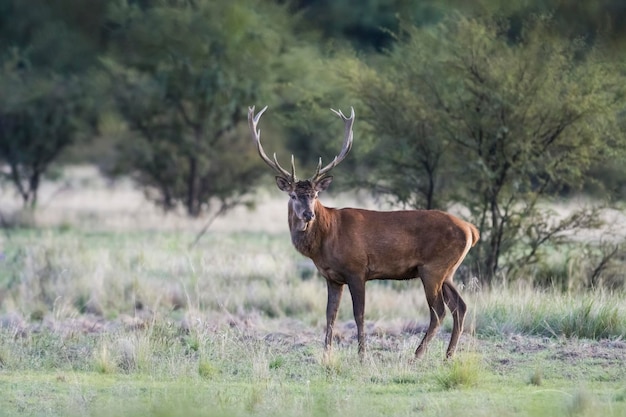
[1,0,625,287]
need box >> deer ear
[315,176,333,192]
[275,176,293,192]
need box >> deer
[248,105,479,360]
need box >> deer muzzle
[303,211,315,223]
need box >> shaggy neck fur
[288,199,332,258]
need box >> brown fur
[284,179,479,360]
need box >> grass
[1,169,625,417]
[470,284,626,339]
[0,228,624,417]
[0,322,624,417]
[0,333,624,417]
[3,229,624,340]
[435,353,482,390]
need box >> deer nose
[303,211,315,222]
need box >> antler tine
[311,107,355,181]
[248,106,296,181]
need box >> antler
[310,107,355,183]
[248,106,355,184]
[248,106,297,182]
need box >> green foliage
[349,15,626,283]
[0,0,110,73]
[0,52,96,208]
[264,44,362,184]
[457,0,626,45]
[0,0,625,285]
[288,0,626,52]
[338,46,450,209]
[289,0,446,51]
[104,0,300,217]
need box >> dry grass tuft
[567,387,595,416]
[435,353,483,390]
[529,367,543,386]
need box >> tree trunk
[483,197,503,286]
[425,171,435,210]
[186,154,200,217]
[28,171,40,209]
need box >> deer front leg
[348,281,366,359]
[324,280,344,359]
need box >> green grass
[0,334,624,417]
[1,324,625,417]
[435,353,482,390]
[470,285,626,339]
[0,228,625,416]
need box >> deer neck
[288,200,330,258]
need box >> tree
[0,53,95,208]
[0,1,104,211]
[337,51,450,210]
[0,0,111,73]
[287,0,452,51]
[350,16,625,284]
[104,0,297,217]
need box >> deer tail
[468,223,480,247]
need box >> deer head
[248,106,355,231]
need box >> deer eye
[290,194,296,200]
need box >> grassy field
[0,169,625,416]
[0,228,624,417]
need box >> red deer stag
[248,105,479,360]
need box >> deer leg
[348,281,366,359]
[415,278,446,359]
[442,280,467,359]
[324,280,344,356]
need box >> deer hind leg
[348,280,366,359]
[415,275,446,359]
[324,280,344,359]
[442,280,467,359]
